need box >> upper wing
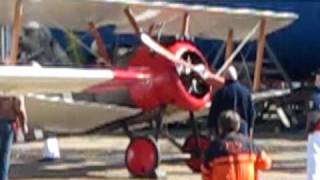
[0,0,298,41]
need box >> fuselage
[84,41,212,111]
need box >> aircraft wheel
[125,136,160,177]
[182,135,210,172]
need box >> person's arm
[201,164,211,180]
[203,146,213,169]
[202,140,222,180]
[247,95,256,138]
[13,97,28,134]
[208,91,222,136]
[192,65,225,88]
[206,73,225,88]
[203,142,217,169]
[255,150,272,170]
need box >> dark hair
[218,110,241,133]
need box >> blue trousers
[0,120,13,180]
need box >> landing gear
[182,135,209,172]
[125,136,160,177]
[182,112,210,172]
[123,109,209,177]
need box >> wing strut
[9,0,23,65]
[217,21,260,75]
[148,23,155,35]
[88,21,111,67]
[225,29,234,62]
[124,7,140,34]
[253,19,267,92]
[181,13,190,37]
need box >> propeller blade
[140,33,193,68]
[191,78,200,94]
[185,55,192,75]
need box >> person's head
[223,65,238,81]
[218,110,241,135]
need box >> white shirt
[307,131,320,180]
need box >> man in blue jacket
[208,66,255,137]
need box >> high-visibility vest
[202,152,271,180]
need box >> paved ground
[10,132,306,180]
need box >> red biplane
[0,0,297,177]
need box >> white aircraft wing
[0,65,114,94]
[0,0,298,41]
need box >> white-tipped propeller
[126,7,229,84]
[140,32,211,78]
[140,33,207,74]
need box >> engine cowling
[128,41,212,111]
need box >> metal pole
[5,26,11,59]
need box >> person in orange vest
[201,110,271,180]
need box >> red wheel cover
[125,137,159,177]
[182,135,210,172]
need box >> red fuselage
[86,41,212,112]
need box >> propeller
[125,7,224,86]
[141,31,226,87]
[140,31,228,93]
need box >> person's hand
[249,128,254,139]
[11,121,19,135]
[22,123,29,134]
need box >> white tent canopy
[0,0,298,41]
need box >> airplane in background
[0,0,297,177]
[178,1,320,81]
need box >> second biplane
[0,0,297,177]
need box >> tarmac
[10,131,306,180]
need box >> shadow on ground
[10,158,126,179]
